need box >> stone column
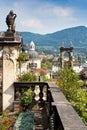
[60,51,64,68]
[69,51,73,67]
[2,46,19,110]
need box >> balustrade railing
[14,82,48,102]
[14,82,87,130]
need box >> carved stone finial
[6,10,17,32]
[61,42,64,48]
[70,41,73,48]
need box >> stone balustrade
[14,82,87,130]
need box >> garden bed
[0,111,17,130]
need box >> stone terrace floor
[31,101,50,130]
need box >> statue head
[9,10,14,15]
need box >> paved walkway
[31,102,50,130]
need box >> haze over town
[0,0,87,34]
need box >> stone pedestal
[0,31,22,110]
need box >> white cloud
[21,19,44,29]
[52,6,73,17]
[0,0,87,34]
[37,4,74,18]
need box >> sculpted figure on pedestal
[6,10,17,32]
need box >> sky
[0,0,87,34]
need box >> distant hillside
[20,26,87,55]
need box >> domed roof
[29,50,39,59]
[29,41,39,59]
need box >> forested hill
[21,26,87,48]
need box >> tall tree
[58,66,87,125]
[58,66,83,101]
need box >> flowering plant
[0,110,16,130]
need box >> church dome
[29,50,39,59]
[29,41,39,59]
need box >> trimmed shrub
[13,111,34,130]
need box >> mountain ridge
[21,26,87,48]
[20,26,87,55]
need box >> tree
[18,71,37,82]
[58,66,83,101]
[41,58,52,70]
[58,66,87,126]
[17,52,28,75]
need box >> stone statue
[6,10,17,32]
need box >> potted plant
[19,87,32,111]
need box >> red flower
[19,105,24,111]
[3,120,11,125]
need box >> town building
[20,41,41,74]
[28,41,41,69]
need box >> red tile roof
[32,68,47,75]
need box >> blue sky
[0,0,87,34]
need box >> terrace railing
[14,82,87,130]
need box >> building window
[29,63,37,68]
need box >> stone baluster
[39,85,44,102]
[15,88,20,100]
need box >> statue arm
[13,14,17,19]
